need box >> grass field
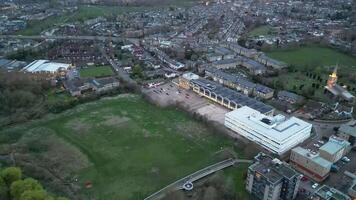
[248,25,276,37]
[79,66,114,78]
[266,46,356,69]
[0,94,248,199]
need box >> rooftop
[226,106,312,143]
[339,120,356,137]
[292,147,332,169]
[191,78,274,114]
[250,153,299,184]
[319,137,350,155]
[314,185,351,200]
[22,60,71,73]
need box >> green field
[265,46,356,100]
[248,25,277,37]
[79,66,114,78]
[266,46,356,69]
[0,94,248,199]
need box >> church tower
[327,66,338,88]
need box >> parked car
[312,183,319,189]
[318,140,325,144]
[313,143,320,148]
[341,156,350,162]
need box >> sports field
[248,25,276,37]
[0,94,248,199]
[79,66,114,78]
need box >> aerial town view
[0,0,355,199]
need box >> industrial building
[187,77,274,115]
[22,60,72,74]
[319,137,351,163]
[290,147,332,182]
[225,106,311,155]
[246,153,301,200]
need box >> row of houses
[64,77,120,97]
[205,66,274,99]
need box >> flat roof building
[311,185,351,200]
[246,153,301,200]
[290,147,332,182]
[338,120,356,146]
[319,137,350,163]
[225,106,312,155]
[22,60,71,74]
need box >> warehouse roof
[22,60,71,73]
[319,137,350,155]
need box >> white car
[313,143,320,148]
[342,156,350,162]
[312,183,319,189]
[318,140,325,144]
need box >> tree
[19,190,53,200]
[1,167,22,186]
[132,64,143,78]
[11,178,43,200]
[0,176,8,199]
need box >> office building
[246,153,301,200]
[290,147,332,182]
[319,137,351,163]
[225,106,311,155]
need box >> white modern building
[225,106,312,155]
[22,60,71,74]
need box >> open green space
[266,46,356,69]
[0,94,248,199]
[248,25,277,37]
[79,66,114,78]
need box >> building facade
[290,147,332,182]
[246,153,301,200]
[319,137,351,163]
[225,106,312,155]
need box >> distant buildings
[325,66,354,102]
[277,90,304,104]
[338,120,356,146]
[22,60,72,75]
[246,153,301,200]
[319,137,350,163]
[290,147,332,182]
[0,58,27,71]
[64,77,120,97]
[225,106,312,155]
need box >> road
[144,158,252,200]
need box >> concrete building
[188,78,274,115]
[311,185,351,200]
[254,84,274,100]
[290,147,332,182]
[228,43,258,58]
[241,58,267,75]
[338,120,356,146]
[225,106,312,155]
[246,153,301,200]
[256,54,287,70]
[319,137,351,163]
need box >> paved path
[144,158,252,200]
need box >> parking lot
[144,81,229,124]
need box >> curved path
[144,158,252,200]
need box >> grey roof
[250,154,299,184]
[0,59,11,66]
[255,84,274,94]
[339,120,356,137]
[213,58,239,65]
[190,78,274,114]
[205,67,256,89]
[278,90,303,101]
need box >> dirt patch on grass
[65,119,92,134]
[102,115,130,127]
